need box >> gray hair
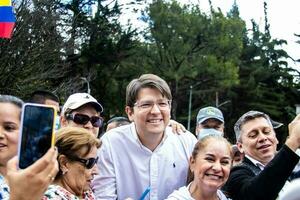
[234,110,273,142]
[0,95,23,108]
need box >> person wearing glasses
[60,93,104,137]
[92,74,197,200]
[43,127,101,199]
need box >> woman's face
[190,139,232,193]
[0,103,20,167]
[64,145,99,196]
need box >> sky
[119,0,300,71]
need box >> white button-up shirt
[92,123,197,200]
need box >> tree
[126,0,243,124]
[0,0,66,98]
[225,2,300,143]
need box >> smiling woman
[166,135,233,200]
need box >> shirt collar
[130,122,168,151]
[245,154,265,170]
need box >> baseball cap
[196,106,224,124]
[62,93,103,115]
[197,128,223,140]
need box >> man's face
[45,99,60,114]
[237,117,278,165]
[196,118,224,135]
[126,88,171,138]
[61,104,100,137]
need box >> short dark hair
[107,117,130,127]
[30,90,59,104]
[0,95,23,108]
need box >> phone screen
[18,103,55,169]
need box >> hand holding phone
[18,103,56,169]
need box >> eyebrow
[205,153,231,159]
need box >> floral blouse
[42,184,95,200]
[0,174,9,200]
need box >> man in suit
[222,111,300,200]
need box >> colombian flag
[0,0,16,38]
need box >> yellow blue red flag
[0,0,16,39]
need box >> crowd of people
[1,73,300,200]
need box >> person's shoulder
[165,127,196,141]
[101,123,132,141]
[279,178,300,200]
[217,189,231,200]
[171,128,197,147]
[166,185,193,200]
[230,158,260,176]
[165,127,197,154]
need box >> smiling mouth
[147,119,162,123]
[205,174,223,180]
[258,144,271,150]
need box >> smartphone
[18,103,56,169]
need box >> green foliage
[127,0,243,120]
[0,0,299,142]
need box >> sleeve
[92,136,117,200]
[222,145,300,200]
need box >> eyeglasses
[69,156,99,169]
[134,99,171,111]
[66,113,103,128]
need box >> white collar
[245,155,265,170]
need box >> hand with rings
[48,174,55,181]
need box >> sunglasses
[66,113,103,128]
[69,156,99,169]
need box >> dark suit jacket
[222,145,299,200]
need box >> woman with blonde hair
[166,135,233,200]
[43,127,101,199]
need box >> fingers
[179,123,187,133]
[286,114,300,151]
[169,119,186,135]
[39,148,59,181]
[26,147,58,174]
[6,156,19,173]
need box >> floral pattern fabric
[0,175,9,200]
[42,184,95,200]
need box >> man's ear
[60,115,68,127]
[125,106,134,122]
[195,125,201,136]
[237,142,244,154]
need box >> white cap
[62,93,103,114]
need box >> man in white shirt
[92,74,197,200]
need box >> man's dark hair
[30,90,59,104]
[107,117,130,127]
